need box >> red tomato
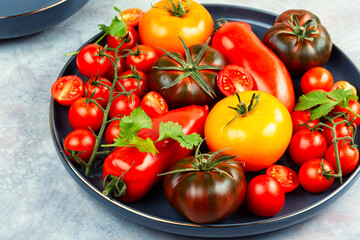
[76,44,111,78]
[216,64,254,96]
[300,67,334,94]
[68,97,104,132]
[140,91,169,118]
[289,129,327,166]
[126,45,159,74]
[322,117,354,146]
[265,165,299,193]
[298,158,335,193]
[51,75,84,106]
[107,25,140,52]
[121,8,143,27]
[332,99,360,126]
[325,140,359,175]
[331,80,357,95]
[109,93,140,119]
[84,77,112,108]
[291,110,320,134]
[246,175,285,217]
[116,70,149,98]
[105,51,128,81]
[105,120,121,144]
[63,129,96,164]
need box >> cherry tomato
[298,158,335,193]
[325,140,359,176]
[105,51,128,81]
[116,70,149,98]
[332,99,360,126]
[76,44,111,78]
[68,97,104,132]
[331,80,357,95]
[63,129,96,164]
[265,165,299,193]
[291,110,320,134]
[121,8,143,27]
[322,117,354,146]
[289,129,327,166]
[105,120,121,144]
[107,25,140,52]
[216,65,254,96]
[109,93,140,119]
[51,75,84,106]
[300,67,334,94]
[84,77,112,108]
[246,175,285,217]
[126,45,159,73]
[140,91,169,118]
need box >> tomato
[150,42,227,109]
[263,9,332,75]
[116,70,149,98]
[331,80,357,95]
[289,129,327,166]
[332,99,360,126]
[322,117,354,146]
[76,44,111,78]
[105,51,128,81]
[291,110,320,134]
[266,165,299,193]
[163,151,246,224]
[121,8,143,27]
[63,129,96,164]
[138,0,214,54]
[325,140,359,176]
[216,65,254,96]
[300,67,334,94]
[246,175,285,217]
[107,25,140,52]
[204,91,293,172]
[212,21,295,112]
[298,158,335,193]
[109,93,140,119]
[105,120,121,144]
[51,75,84,106]
[140,91,169,118]
[68,97,104,132]
[84,77,112,108]
[126,45,159,73]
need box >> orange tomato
[138,0,214,54]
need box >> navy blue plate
[0,0,89,39]
[50,4,360,238]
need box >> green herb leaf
[128,136,158,154]
[98,7,127,38]
[295,90,330,111]
[119,107,153,140]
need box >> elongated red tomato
[211,21,295,112]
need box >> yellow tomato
[204,91,293,172]
[138,0,214,54]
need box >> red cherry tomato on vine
[265,165,299,193]
[116,70,149,98]
[121,8,144,27]
[300,67,334,94]
[107,25,140,52]
[140,91,169,118]
[76,44,111,78]
[290,110,320,134]
[85,77,112,108]
[109,94,140,119]
[332,99,360,126]
[105,51,128,81]
[63,129,96,164]
[105,120,121,144]
[126,45,159,73]
[51,75,84,106]
[322,117,354,146]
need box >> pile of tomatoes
[51,0,360,224]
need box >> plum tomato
[63,129,96,164]
[126,45,159,74]
[265,165,299,193]
[76,44,111,78]
[84,77,112,108]
[105,51,128,81]
[121,8,143,27]
[116,69,149,98]
[109,93,140,119]
[246,175,285,217]
[105,120,121,144]
[291,110,320,134]
[107,25,140,52]
[298,158,335,193]
[331,80,357,95]
[322,117,354,146]
[51,75,84,106]
[140,91,169,118]
[300,67,334,94]
[216,64,254,96]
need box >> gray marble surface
[1,0,360,239]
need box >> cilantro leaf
[295,90,330,111]
[119,107,152,140]
[310,102,337,120]
[327,88,358,107]
[128,136,158,154]
[98,7,127,38]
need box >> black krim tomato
[263,9,332,75]
[150,38,227,109]
[162,142,246,224]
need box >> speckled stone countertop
[1,0,360,239]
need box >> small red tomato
[105,51,128,81]
[121,8,144,27]
[322,117,354,146]
[51,75,84,106]
[300,67,334,94]
[105,120,121,144]
[116,70,149,98]
[63,129,96,164]
[332,99,360,126]
[265,165,299,193]
[109,93,140,119]
[107,25,140,52]
[76,44,111,78]
[298,158,335,193]
[216,65,254,96]
[140,91,169,118]
[331,80,357,95]
[290,110,320,134]
[85,77,112,108]
[246,175,285,217]
[126,45,159,73]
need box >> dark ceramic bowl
[0,0,89,39]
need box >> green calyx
[161,0,191,17]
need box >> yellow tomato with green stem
[204,91,293,172]
[138,0,214,54]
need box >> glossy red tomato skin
[322,117,354,146]
[289,129,327,166]
[298,158,334,193]
[116,70,149,98]
[140,91,169,118]
[211,21,295,112]
[68,97,104,132]
[163,155,246,224]
[121,8,143,27]
[104,120,121,144]
[300,67,334,94]
[84,77,112,108]
[63,129,96,163]
[291,110,320,134]
[76,44,111,78]
[109,94,140,119]
[126,45,159,73]
[246,175,285,217]
[325,140,359,176]
[105,51,128,81]
[265,165,299,193]
[51,75,84,106]
[332,99,360,126]
[107,26,140,51]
